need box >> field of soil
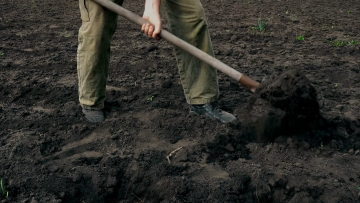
[1,0,360,202]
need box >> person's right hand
[142,11,162,40]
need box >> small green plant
[332,40,344,47]
[296,34,304,41]
[147,96,154,101]
[0,53,4,56]
[253,14,272,31]
[327,40,344,47]
[335,84,338,88]
[348,11,353,14]
[348,40,358,45]
[355,185,360,190]
[1,178,9,198]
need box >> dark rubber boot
[190,103,237,124]
[82,109,105,123]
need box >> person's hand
[142,11,162,40]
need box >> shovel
[91,0,260,92]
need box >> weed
[0,178,9,198]
[335,84,338,88]
[348,11,353,14]
[253,14,272,32]
[332,40,344,47]
[348,40,358,45]
[0,53,4,56]
[355,185,360,190]
[147,96,154,101]
[296,34,304,41]
[327,40,344,47]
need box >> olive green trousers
[77,0,219,110]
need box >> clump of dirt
[205,124,251,165]
[251,68,319,117]
[246,69,333,143]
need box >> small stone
[348,149,354,155]
[225,143,234,152]
[265,145,272,153]
[174,149,188,162]
[48,165,59,173]
[355,150,360,156]
[294,163,303,168]
[30,198,39,203]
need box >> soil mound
[251,68,319,117]
[246,69,332,143]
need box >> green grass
[147,96,154,101]
[327,40,344,47]
[348,40,358,45]
[296,35,304,41]
[1,178,8,198]
[253,14,271,31]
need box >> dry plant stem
[166,147,183,164]
[131,193,144,203]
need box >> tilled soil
[1,0,360,202]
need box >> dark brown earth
[1,0,360,202]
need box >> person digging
[77,0,254,124]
